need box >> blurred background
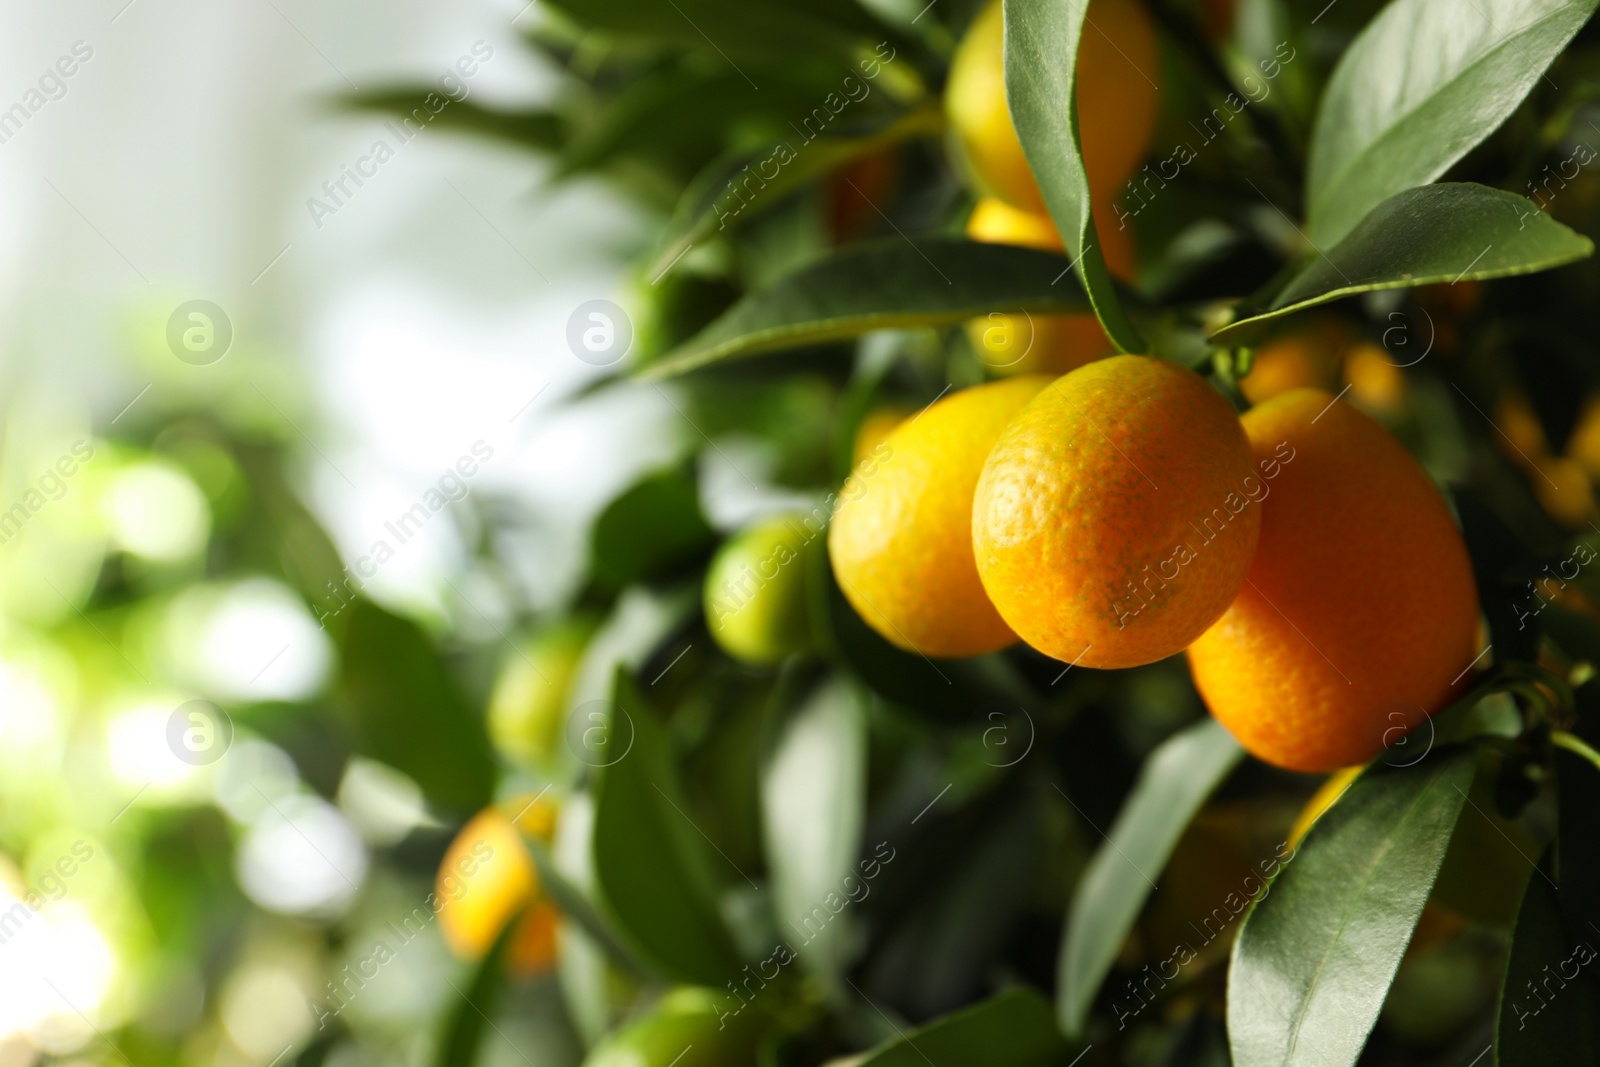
[0,1,677,1063]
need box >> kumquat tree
[10,0,1600,1066]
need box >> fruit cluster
[715,0,1482,775]
[827,365,1479,774]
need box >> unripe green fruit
[487,617,595,769]
[584,988,763,1067]
[703,515,816,665]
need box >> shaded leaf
[1494,851,1600,1063]
[855,986,1070,1067]
[647,105,941,280]
[524,833,641,971]
[643,239,1089,379]
[866,788,1044,1019]
[339,89,564,153]
[590,667,745,984]
[1003,0,1143,353]
[761,676,868,982]
[336,599,494,815]
[432,904,523,1067]
[1212,185,1591,343]
[543,0,879,58]
[590,468,715,589]
[1307,0,1598,247]
[1058,718,1244,1036]
[1228,749,1476,1067]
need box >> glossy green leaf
[647,105,941,282]
[1494,851,1600,1063]
[433,904,523,1067]
[761,676,867,982]
[590,468,715,589]
[336,599,494,815]
[856,987,1069,1067]
[1307,0,1598,247]
[1228,749,1476,1067]
[1212,184,1592,343]
[642,239,1089,378]
[1058,718,1244,1036]
[1003,0,1143,353]
[590,667,745,985]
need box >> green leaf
[433,904,523,1067]
[855,987,1070,1067]
[1211,184,1592,343]
[524,833,641,972]
[1228,749,1476,1067]
[867,788,1044,1019]
[337,89,564,154]
[336,599,494,815]
[590,468,715,589]
[1003,0,1143,353]
[1306,0,1598,247]
[590,667,745,985]
[647,105,941,281]
[1057,718,1244,1036]
[542,0,878,58]
[1494,851,1600,1063]
[761,677,867,981]
[642,239,1089,379]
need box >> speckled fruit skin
[828,376,1051,658]
[973,355,1260,669]
[1187,389,1481,773]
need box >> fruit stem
[1552,730,1600,775]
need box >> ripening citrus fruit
[852,406,909,468]
[1240,318,1346,405]
[962,197,1133,375]
[1493,391,1547,465]
[1567,393,1600,478]
[946,0,1160,213]
[829,377,1051,657]
[585,987,768,1067]
[1531,455,1596,527]
[963,196,1138,279]
[437,797,561,976]
[704,515,817,665]
[966,196,1062,252]
[487,617,595,770]
[973,356,1261,668]
[1342,342,1406,416]
[1187,389,1480,773]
